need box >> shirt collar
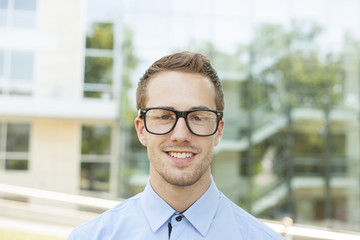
[141,178,220,236]
[141,181,175,232]
[183,179,220,236]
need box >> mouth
[167,151,194,159]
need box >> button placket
[169,213,185,239]
[175,215,182,222]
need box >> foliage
[86,22,114,49]
[84,23,114,98]
[84,57,113,85]
[120,25,140,126]
[192,23,349,215]
[81,125,111,155]
[256,23,346,108]
[6,123,30,152]
[194,42,247,75]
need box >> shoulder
[220,193,285,240]
[68,193,143,239]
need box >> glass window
[84,21,114,99]
[14,0,36,11]
[84,57,113,85]
[0,51,4,77]
[80,162,110,192]
[10,51,34,81]
[86,0,116,23]
[80,125,112,192]
[294,131,324,156]
[6,123,30,152]
[0,50,34,95]
[0,12,6,27]
[0,0,37,29]
[81,125,111,155]
[6,159,28,170]
[86,22,114,50]
[0,122,30,171]
[0,124,2,152]
[84,0,116,99]
[0,0,8,9]
[12,11,36,28]
[83,56,113,99]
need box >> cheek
[139,134,147,146]
[145,136,161,155]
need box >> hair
[136,51,224,111]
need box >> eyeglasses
[138,107,223,137]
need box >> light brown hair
[136,51,224,111]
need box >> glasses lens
[145,109,176,134]
[187,110,218,136]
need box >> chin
[162,171,203,187]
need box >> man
[68,51,285,239]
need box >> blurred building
[0,0,119,199]
[0,0,359,232]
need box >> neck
[150,169,211,213]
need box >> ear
[214,119,224,147]
[135,116,148,146]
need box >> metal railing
[0,183,359,240]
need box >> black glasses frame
[138,107,223,137]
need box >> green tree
[86,22,114,49]
[120,26,139,125]
[257,22,345,108]
[84,22,114,98]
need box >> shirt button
[175,216,182,222]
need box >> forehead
[145,71,216,110]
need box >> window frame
[82,21,115,100]
[0,121,31,171]
[79,124,113,193]
[0,49,35,96]
[0,0,37,29]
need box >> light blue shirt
[68,179,285,239]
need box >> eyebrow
[154,106,212,110]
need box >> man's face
[135,71,224,187]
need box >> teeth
[168,152,194,159]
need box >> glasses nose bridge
[176,110,189,120]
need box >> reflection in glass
[1,123,30,171]
[5,159,28,170]
[6,123,30,152]
[80,162,110,192]
[0,0,8,9]
[14,0,36,11]
[84,56,113,98]
[81,125,111,155]
[86,22,114,50]
[10,51,34,81]
[0,50,4,76]
[84,57,112,84]
[12,12,36,28]
[81,125,112,192]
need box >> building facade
[0,0,119,198]
[0,0,359,232]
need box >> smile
[168,151,194,159]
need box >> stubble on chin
[160,169,203,187]
[149,141,214,188]
[157,154,213,188]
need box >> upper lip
[164,149,196,152]
[161,145,199,154]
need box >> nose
[170,117,192,142]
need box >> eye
[160,114,171,120]
[193,116,203,121]
[190,114,206,122]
